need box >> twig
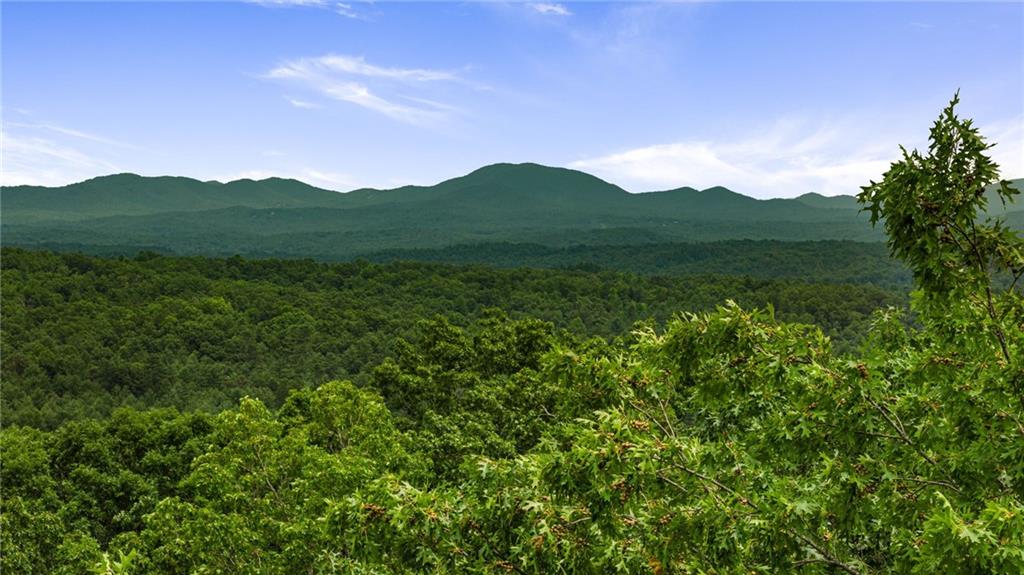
[865,396,939,467]
[897,476,962,494]
[659,399,677,439]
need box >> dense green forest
[365,240,912,289]
[2,98,1023,574]
[5,239,912,288]
[0,247,900,429]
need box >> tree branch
[865,396,938,467]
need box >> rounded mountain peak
[447,162,629,199]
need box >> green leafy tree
[137,382,424,574]
[859,92,1023,363]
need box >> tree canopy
[2,95,1022,574]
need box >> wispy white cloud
[322,82,448,125]
[247,0,367,19]
[303,169,358,188]
[7,121,140,149]
[287,97,322,110]
[569,119,906,198]
[265,54,467,125]
[334,3,360,19]
[532,3,572,17]
[1,133,121,186]
[565,2,701,66]
[248,0,328,6]
[570,112,1024,198]
[981,116,1024,179]
[1,121,132,186]
[271,54,459,82]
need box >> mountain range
[3,163,1021,260]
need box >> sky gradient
[3,1,1022,197]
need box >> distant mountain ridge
[3,163,877,221]
[794,192,862,210]
[2,173,349,222]
[3,163,1021,259]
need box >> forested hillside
[366,240,912,289]
[3,164,898,257]
[0,248,900,429]
[6,239,912,288]
[6,164,1019,264]
[0,175,350,222]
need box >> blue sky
[3,1,1022,197]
